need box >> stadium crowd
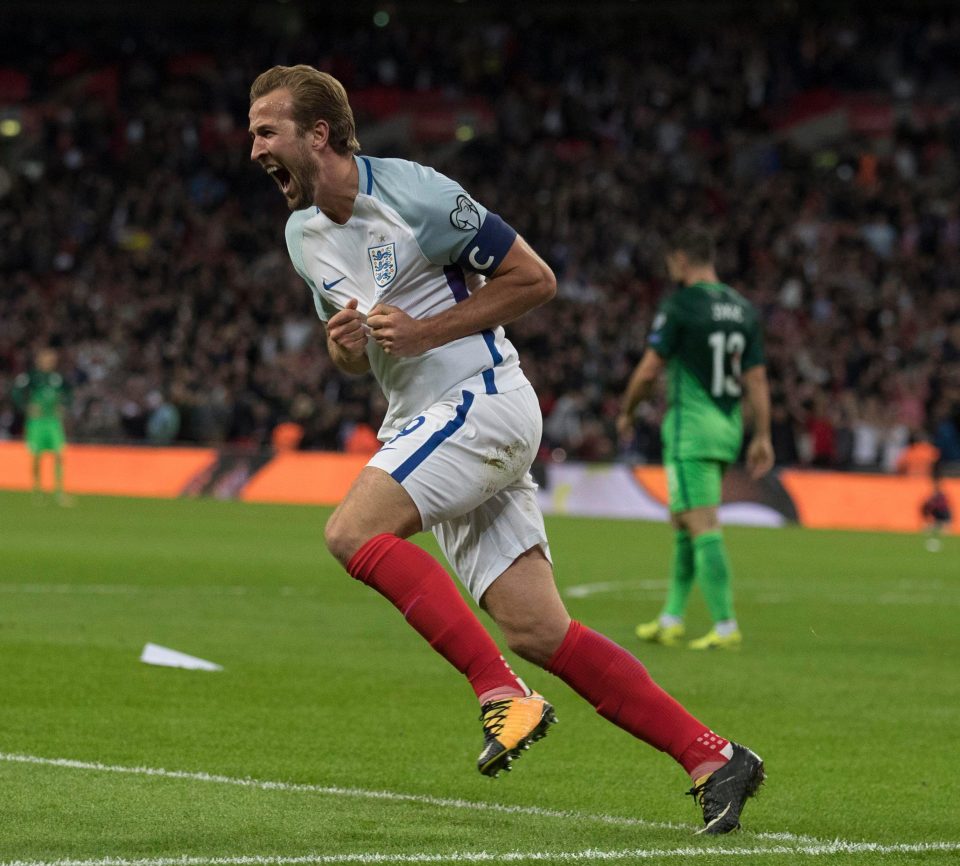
[2,9,960,471]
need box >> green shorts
[665,459,727,514]
[25,418,66,455]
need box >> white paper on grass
[140,643,223,671]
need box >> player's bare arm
[326,298,371,374]
[366,236,556,357]
[742,364,774,479]
[617,348,666,439]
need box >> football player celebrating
[249,65,765,833]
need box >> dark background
[2,0,959,471]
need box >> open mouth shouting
[265,163,294,197]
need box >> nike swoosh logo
[697,802,733,834]
[323,277,346,291]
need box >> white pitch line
[0,583,144,595]
[0,752,816,846]
[0,584,319,598]
[0,584,253,596]
[0,752,686,833]
[3,840,960,866]
[564,580,666,598]
[563,580,960,607]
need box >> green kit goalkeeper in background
[618,227,774,649]
[12,348,72,504]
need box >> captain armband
[455,213,517,277]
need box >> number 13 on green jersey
[648,281,764,463]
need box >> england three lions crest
[368,242,398,292]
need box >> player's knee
[681,507,719,536]
[504,631,542,665]
[504,622,566,668]
[323,513,366,568]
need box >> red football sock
[547,620,728,777]
[677,731,734,780]
[346,534,527,703]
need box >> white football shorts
[366,383,551,602]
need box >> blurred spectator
[344,421,381,456]
[770,404,799,466]
[271,421,304,453]
[895,434,940,477]
[932,401,960,462]
[851,397,883,469]
[145,391,180,445]
[806,398,837,468]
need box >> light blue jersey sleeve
[286,208,338,322]
[359,156,517,278]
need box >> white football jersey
[285,155,530,440]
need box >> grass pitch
[1,490,958,865]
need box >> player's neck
[314,155,360,224]
[682,266,718,287]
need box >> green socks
[658,528,737,626]
[662,530,695,619]
[693,530,735,623]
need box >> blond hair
[250,65,360,155]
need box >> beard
[272,143,319,211]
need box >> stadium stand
[1,4,959,473]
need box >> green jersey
[648,280,764,462]
[12,370,71,420]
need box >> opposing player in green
[618,227,773,649]
[12,348,72,504]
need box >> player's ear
[312,119,329,150]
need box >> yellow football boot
[688,628,743,650]
[635,619,686,646]
[477,693,556,777]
